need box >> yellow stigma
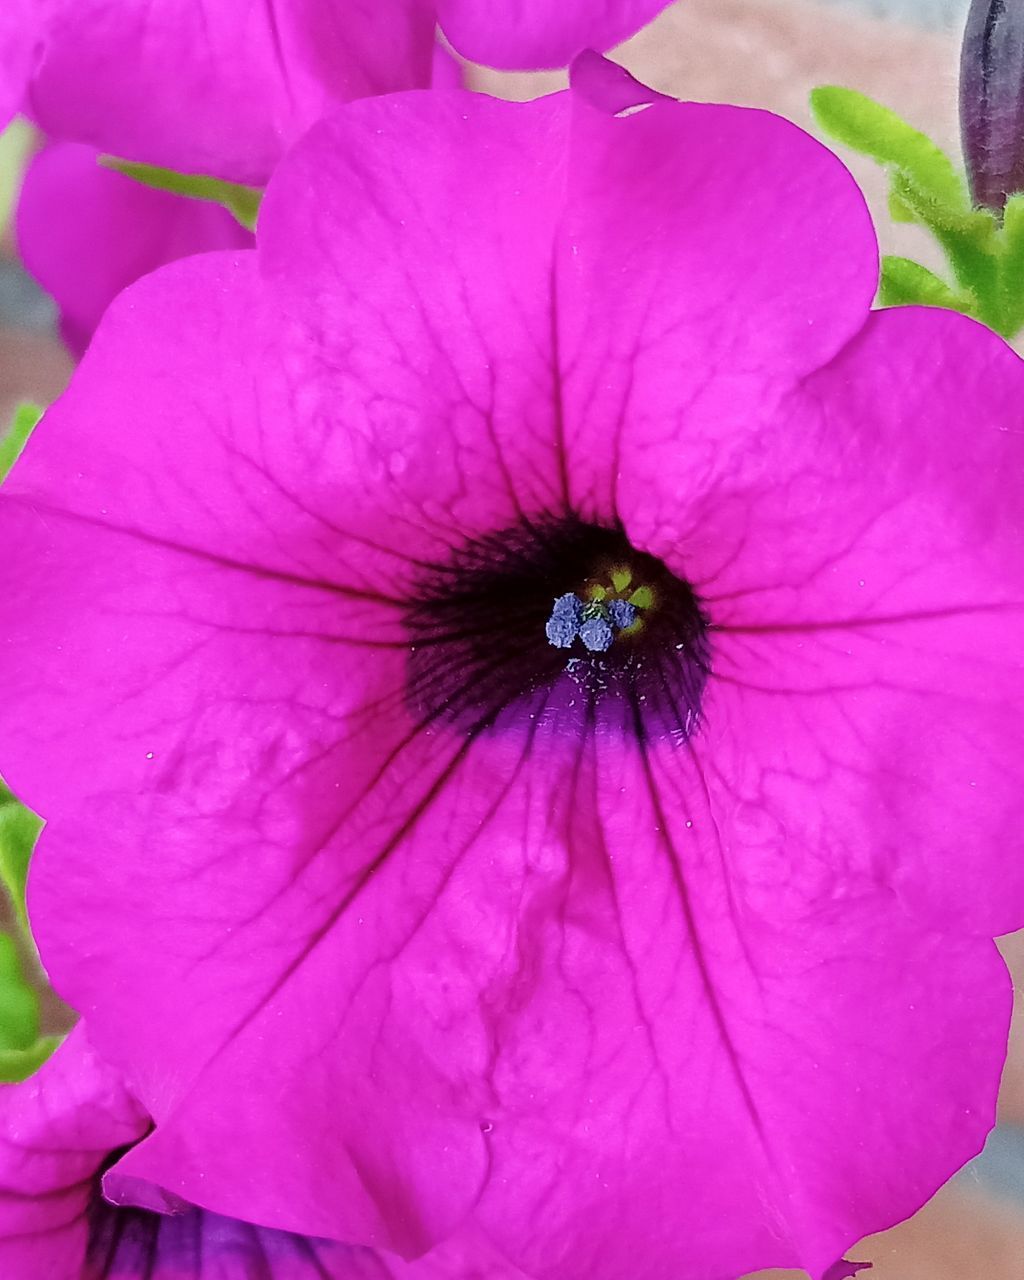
[577,565,656,637]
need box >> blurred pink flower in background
[0,0,34,132]
[2,2,669,354]
[435,0,672,68]
[1,53,1023,1280]
[0,1029,532,1279]
[15,142,253,358]
[15,0,672,184]
[24,0,435,185]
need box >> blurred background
[2,0,1023,1275]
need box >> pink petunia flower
[435,0,672,70]
[7,3,663,354]
[14,0,670,185]
[0,1028,530,1279]
[9,26,473,361]
[0,58,1022,1280]
[16,141,253,358]
[0,0,34,132]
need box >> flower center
[404,517,710,743]
[544,563,653,653]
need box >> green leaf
[887,188,916,223]
[810,86,968,210]
[995,193,1024,336]
[878,256,972,313]
[810,85,1024,338]
[0,1036,61,1083]
[887,172,1002,329]
[0,934,37,1052]
[886,170,993,239]
[0,402,43,482]
[100,156,262,231]
[0,784,41,929]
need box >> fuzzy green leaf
[100,156,262,230]
[887,172,1003,329]
[995,193,1024,336]
[0,934,38,1052]
[887,170,993,239]
[810,86,968,210]
[0,402,43,482]
[887,187,916,223]
[0,784,41,929]
[878,256,972,313]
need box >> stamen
[607,598,637,629]
[545,592,583,648]
[579,615,614,652]
[552,592,583,621]
[405,516,711,743]
[546,615,579,648]
[545,579,644,653]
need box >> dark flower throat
[405,517,710,743]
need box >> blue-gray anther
[961,0,1024,213]
[551,592,583,621]
[546,613,578,648]
[545,593,583,649]
[607,598,638,630]
[579,616,614,653]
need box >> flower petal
[468,734,1010,1278]
[0,0,34,129]
[0,252,501,1249]
[32,733,546,1252]
[0,1031,518,1278]
[29,742,1012,1278]
[28,0,435,184]
[260,91,578,529]
[620,306,1024,937]
[437,0,671,69]
[0,1027,147,1278]
[84,1199,449,1280]
[0,250,410,820]
[261,81,878,524]
[1,74,1016,1280]
[568,48,671,114]
[17,141,253,356]
[431,41,464,90]
[551,86,878,519]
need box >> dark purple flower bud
[960,0,1024,212]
